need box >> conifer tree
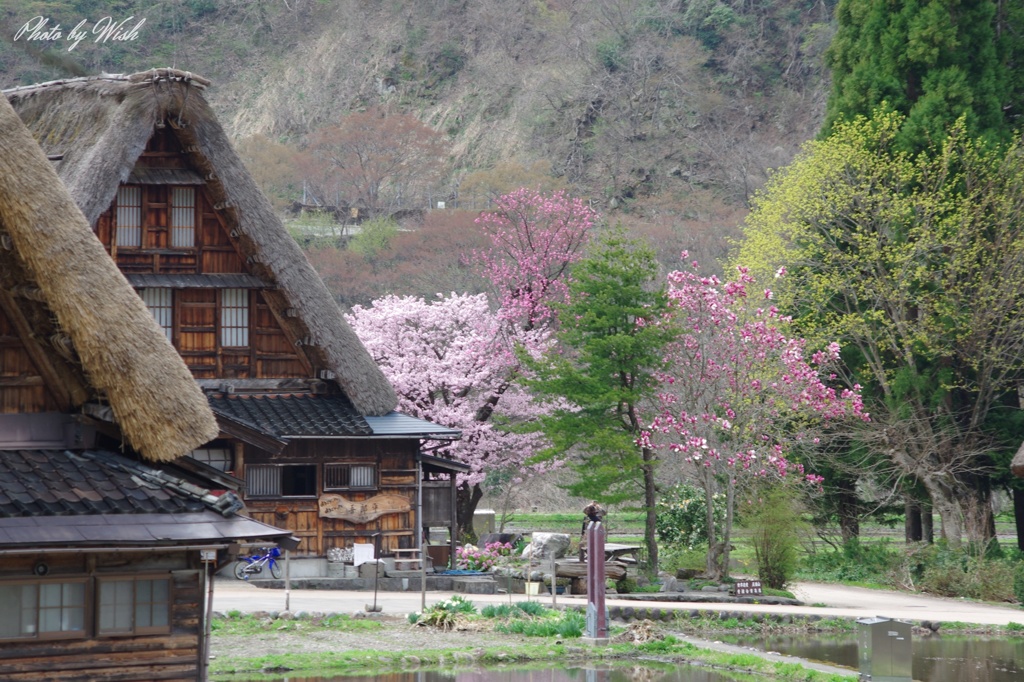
[822,0,1024,150]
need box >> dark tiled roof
[208,393,373,437]
[0,450,202,517]
[0,513,292,548]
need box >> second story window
[115,186,142,248]
[170,187,195,248]
[221,288,249,347]
[140,288,173,342]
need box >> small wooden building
[0,94,292,680]
[6,69,465,560]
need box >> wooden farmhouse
[5,68,466,562]
[0,93,293,680]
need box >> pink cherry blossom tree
[473,188,597,331]
[641,257,867,579]
[346,293,559,540]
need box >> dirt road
[212,578,1024,626]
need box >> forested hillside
[1,0,836,280]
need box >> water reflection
[250,666,741,682]
[728,633,1024,682]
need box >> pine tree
[822,0,1024,150]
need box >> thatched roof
[0,93,219,462]
[1013,442,1024,478]
[5,68,398,417]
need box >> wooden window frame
[140,288,174,343]
[220,288,250,348]
[245,463,318,499]
[115,185,143,249]
[169,186,196,249]
[323,463,378,492]
[96,574,172,637]
[0,578,89,642]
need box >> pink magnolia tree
[346,293,558,540]
[473,188,597,330]
[640,258,867,579]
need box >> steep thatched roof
[5,68,398,417]
[0,93,219,462]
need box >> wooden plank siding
[90,127,310,380]
[0,304,62,413]
[0,551,204,682]
[243,440,421,557]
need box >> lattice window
[170,186,195,248]
[0,581,86,640]
[324,463,377,490]
[221,288,249,347]
[115,185,142,248]
[245,464,317,498]
[140,288,173,342]
[98,577,170,636]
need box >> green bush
[916,544,1016,602]
[1015,562,1024,606]
[411,595,477,630]
[750,486,804,589]
[496,609,585,638]
[656,483,724,550]
[799,539,903,584]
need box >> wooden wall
[243,439,421,557]
[0,550,204,681]
[91,128,310,381]
[0,305,62,414]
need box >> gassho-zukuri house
[0,87,297,681]
[4,68,468,566]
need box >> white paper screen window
[221,288,249,347]
[140,289,173,342]
[170,187,195,248]
[115,186,141,247]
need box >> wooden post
[584,521,608,643]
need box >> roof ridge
[2,68,210,95]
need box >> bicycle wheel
[233,560,250,580]
[270,559,283,579]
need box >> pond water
[247,666,738,682]
[233,634,1024,682]
[726,633,1024,682]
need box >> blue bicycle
[233,546,283,580]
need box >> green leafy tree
[738,111,1024,547]
[822,0,1024,151]
[522,231,674,573]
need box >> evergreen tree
[822,0,1024,150]
[522,231,674,573]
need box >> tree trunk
[836,476,860,541]
[905,496,923,543]
[960,473,995,549]
[920,473,963,547]
[921,498,934,544]
[1014,487,1024,553]
[641,446,658,576]
[703,470,723,581]
[715,477,736,581]
[456,482,484,544]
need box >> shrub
[412,595,477,630]
[749,486,804,589]
[799,539,903,584]
[455,542,512,571]
[656,483,724,550]
[916,543,1016,602]
[496,609,585,638]
[1015,562,1024,606]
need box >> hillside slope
[1,0,836,254]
